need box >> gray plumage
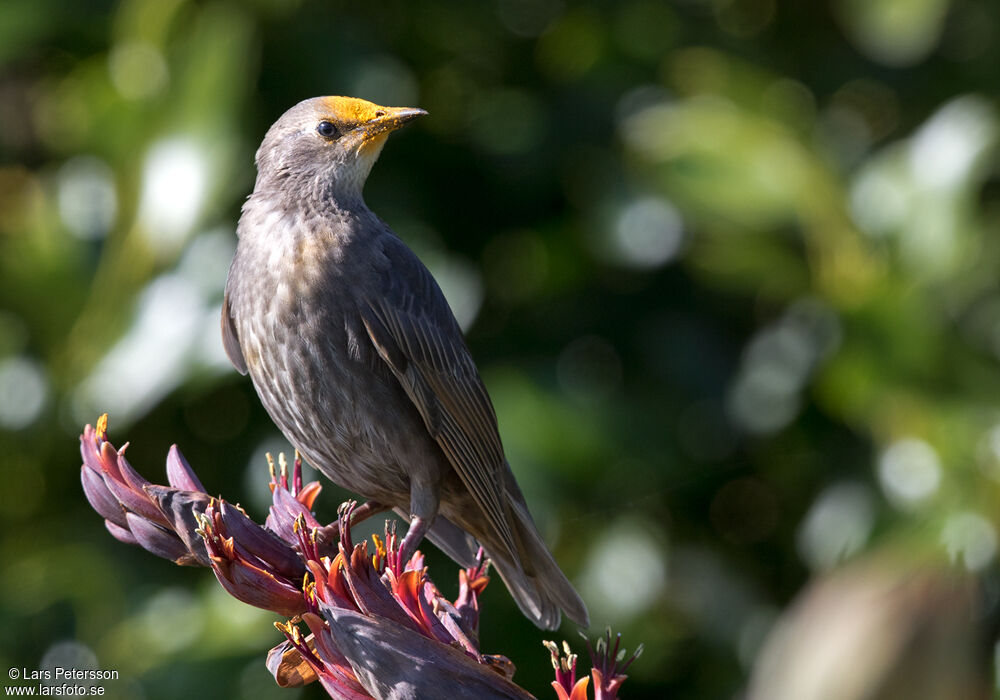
[222,96,589,630]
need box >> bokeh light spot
[849,160,910,237]
[0,355,48,430]
[941,511,997,572]
[580,521,666,620]
[137,587,204,654]
[138,137,209,256]
[727,365,800,435]
[424,253,483,332]
[74,273,203,424]
[877,438,941,510]
[976,423,1000,483]
[908,95,997,191]
[835,0,950,67]
[108,41,168,100]
[609,196,685,269]
[57,156,117,240]
[40,640,98,690]
[535,8,604,82]
[797,482,875,571]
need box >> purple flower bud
[203,537,307,617]
[104,520,138,546]
[143,485,213,566]
[81,465,128,529]
[124,512,192,564]
[83,417,546,700]
[215,499,305,581]
[267,485,322,545]
[165,444,206,492]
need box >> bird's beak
[360,106,428,139]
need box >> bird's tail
[416,499,589,630]
[486,498,590,630]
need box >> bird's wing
[359,236,517,558]
[221,290,248,375]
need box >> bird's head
[254,96,426,202]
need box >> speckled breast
[231,244,419,504]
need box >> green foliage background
[1,0,999,697]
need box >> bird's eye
[317,121,340,139]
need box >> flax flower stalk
[80,415,539,699]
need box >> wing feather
[359,247,516,558]
[221,291,248,375]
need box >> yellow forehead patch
[320,96,387,126]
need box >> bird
[221,96,589,630]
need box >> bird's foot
[395,515,432,569]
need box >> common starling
[222,96,588,629]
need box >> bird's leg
[396,514,432,567]
[397,476,441,565]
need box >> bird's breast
[229,235,417,499]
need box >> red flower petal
[208,554,306,617]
